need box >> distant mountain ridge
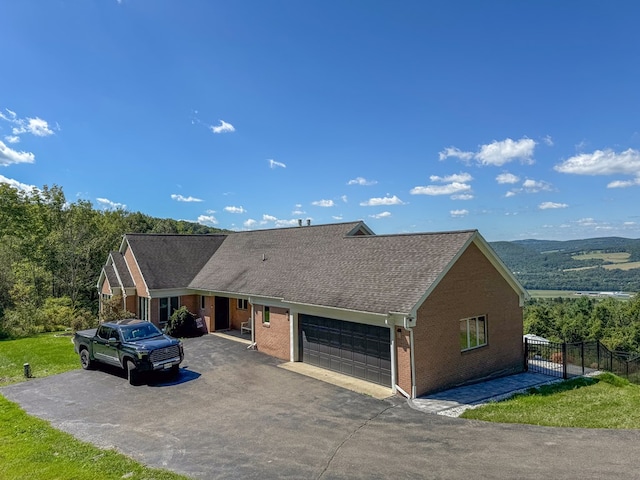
[488,237,640,292]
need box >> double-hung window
[460,315,487,351]
[263,306,270,325]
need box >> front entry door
[214,297,230,331]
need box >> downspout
[389,326,397,394]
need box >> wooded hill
[490,237,640,292]
[0,184,225,338]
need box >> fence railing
[524,338,640,384]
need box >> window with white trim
[237,298,248,310]
[201,295,206,310]
[138,297,149,321]
[460,315,487,351]
[263,306,270,324]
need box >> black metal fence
[524,338,640,384]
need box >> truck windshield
[121,323,162,342]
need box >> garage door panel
[300,314,391,387]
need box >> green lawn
[0,333,190,479]
[0,332,80,386]
[0,395,190,480]
[461,373,640,429]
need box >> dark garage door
[300,314,391,387]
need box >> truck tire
[170,364,180,379]
[126,360,140,386]
[80,349,93,370]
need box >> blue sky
[2,1,640,241]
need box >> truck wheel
[80,349,93,370]
[126,360,140,386]
[170,364,180,379]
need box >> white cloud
[332,215,343,220]
[505,191,517,198]
[312,199,335,207]
[262,214,278,222]
[244,218,258,228]
[96,197,126,210]
[341,195,348,203]
[577,218,597,226]
[359,195,405,206]
[224,205,246,214]
[451,193,474,200]
[268,159,286,169]
[543,135,554,146]
[522,179,553,193]
[450,209,469,218]
[198,215,219,226]
[539,201,568,210]
[369,211,391,219]
[607,178,640,188]
[0,174,37,192]
[171,194,203,202]
[0,140,35,166]
[0,109,56,141]
[410,182,472,196]
[429,172,473,183]
[475,138,536,166]
[347,177,377,186]
[291,204,307,216]
[439,147,474,162]
[555,149,640,188]
[210,120,235,134]
[275,219,299,227]
[496,173,520,184]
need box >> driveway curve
[2,334,639,479]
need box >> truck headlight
[137,350,149,359]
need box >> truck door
[94,326,121,366]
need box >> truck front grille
[150,345,181,363]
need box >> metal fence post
[581,341,585,375]
[524,338,529,372]
[562,342,568,379]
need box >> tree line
[0,184,223,338]
[524,295,640,353]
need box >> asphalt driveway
[2,334,640,479]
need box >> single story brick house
[97,221,526,397]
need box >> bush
[165,307,202,338]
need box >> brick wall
[395,327,412,395]
[123,245,147,297]
[413,242,524,396]
[254,305,290,361]
[230,298,251,330]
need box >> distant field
[528,290,582,299]
[527,290,635,299]
[565,251,640,272]
[573,252,631,263]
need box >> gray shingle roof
[125,234,226,290]
[110,251,134,288]
[188,222,477,315]
[103,264,119,291]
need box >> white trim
[390,326,397,393]
[410,327,416,398]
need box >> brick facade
[413,243,523,396]
[254,305,290,361]
[395,327,412,395]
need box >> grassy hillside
[490,237,640,292]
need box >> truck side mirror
[108,337,120,346]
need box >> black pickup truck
[73,319,184,385]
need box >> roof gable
[124,234,227,290]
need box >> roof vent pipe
[307,219,311,226]
[298,219,303,227]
